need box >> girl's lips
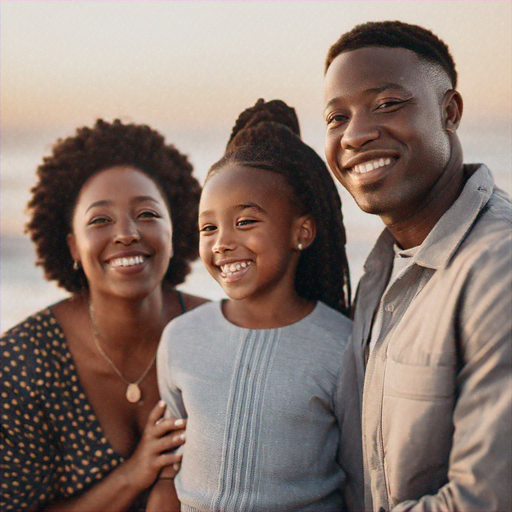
[218,260,253,283]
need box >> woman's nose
[113,218,140,245]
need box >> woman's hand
[120,401,186,493]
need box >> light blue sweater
[157,301,361,511]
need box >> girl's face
[199,163,310,303]
[68,166,173,301]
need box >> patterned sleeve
[1,321,60,511]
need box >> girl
[157,100,362,511]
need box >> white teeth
[110,255,145,268]
[353,157,392,174]
[220,261,252,276]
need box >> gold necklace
[88,302,158,404]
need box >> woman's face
[68,166,173,301]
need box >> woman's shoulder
[1,306,58,341]
[179,292,210,312]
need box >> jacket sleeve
[393,237,512,512]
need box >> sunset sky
[1,0,511,236]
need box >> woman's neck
[86,287,172,352]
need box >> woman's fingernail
[158,400,166,408]
[179,433,186,442]
[173,463,180,471]
[175,418,186,427]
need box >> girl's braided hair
[208,99,351,316]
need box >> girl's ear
[294,214,316,250]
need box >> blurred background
[1,0,511,331]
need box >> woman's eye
[88,216,110,226]
[138,210,160,219]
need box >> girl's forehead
[200,163,293,211]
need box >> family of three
[1,21,510,512]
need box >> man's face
[324,46,452,220]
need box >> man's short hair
[325,20,457,88]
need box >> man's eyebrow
[324,83,410,114]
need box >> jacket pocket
[384,358,455,400]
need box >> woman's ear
[67,232,79,264]
[294,214,316,251]
[443,89,463,133]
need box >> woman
[0,119,205,511]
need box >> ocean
[1,126,510,332]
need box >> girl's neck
[222,292,315,330]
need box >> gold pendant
[126,383,142,403]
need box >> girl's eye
[199,225,217,233]
[236,219,257,227]
[326,113,348,126]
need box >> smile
[352,157,392,174]
[109,255,146,268]
[219,260,253,279]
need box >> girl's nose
[212,230,236,253]
[341,112,379,150]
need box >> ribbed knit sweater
[157,301,357,511]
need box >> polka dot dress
[1,308,147,511]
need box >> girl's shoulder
[308,301,352,336]
[162,300,223,335]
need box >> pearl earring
[73,261,79,270]
[297,243,303,251]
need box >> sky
[1,0,511,329]
[2,1,510,140]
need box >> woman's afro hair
[26,118,201,294]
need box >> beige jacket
[352,165,511,511]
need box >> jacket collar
[364,164,494,272]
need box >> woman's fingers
[158,461,182,480]
[147,400,167,427]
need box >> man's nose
[341,111,380,150]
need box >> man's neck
[384,136,466,249]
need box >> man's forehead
[324,46,451,97]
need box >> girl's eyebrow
[238,203,265,213]
[199,202,266,219]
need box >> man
[323,21,511,511]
